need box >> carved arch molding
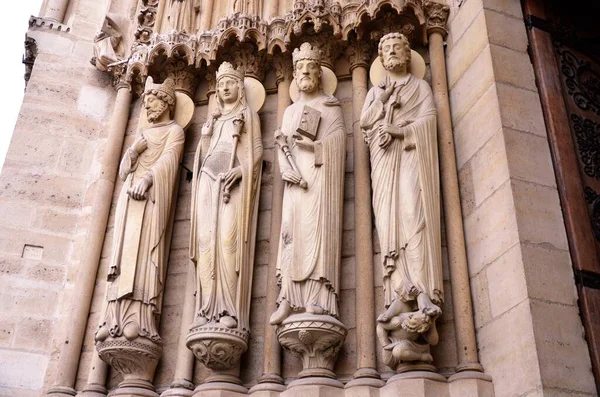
[105,0,449,94]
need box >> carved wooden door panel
[556,45,600,258]
[524,0,600,391]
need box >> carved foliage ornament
[571,114,600,179]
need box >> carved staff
[275,128,308,189]
[223,112,245,203]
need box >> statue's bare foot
[190,316,208,329]
[306,304,325,315]
[417,292,441,317]
[270,301,292,325]
[220,316,237,329]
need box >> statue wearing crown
[269,42,347,381]
[186,61,263,387]
[95,77,186,394]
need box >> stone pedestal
[380,371,448,397]
[96,336,162,397]
[282,378,344,397]
[186,323,248,385]
[276,314,347,379]
[160,380,195,397]
[191,382,248,397]
[448,371,494,397]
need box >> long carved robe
[189,102,262,332]
[275,95,346,317]
[360,75,443,308]
[167,0,198,33]
[104,120,185,341]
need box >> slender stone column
[344,43,385,389]
[43,0,70,23]
[428,29,484,375]
[199,0,214,31]
[162,265,197,397]
[251,57,291,394]
[47,83,133,397]
[262,0,278,20]
[80,352,109,397]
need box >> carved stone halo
[244,77,267,112]
[369,49,426,85]
[289,66,338,102]
[139,91,195,131]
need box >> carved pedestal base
[186,323,248,385]
[81,383,108,397]
[276,314,347,379]
[448,371,495,397]
[380,371,448,397]
[96,336,162,397]
[160,380,194,397]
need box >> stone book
[296,105,321,140]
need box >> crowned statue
[186,61,263,383]
[360,33,443,370]
[95,77,186,391]
[269,42,347,380]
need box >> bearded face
[381,37,409,73]
[145,94,168,123]
[294,59,321,93]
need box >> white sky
[0,1,44,171]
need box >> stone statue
[95,77,185,391]
[186,62,263,384]
[269,42,347,380]
[360,33,443,370]
[91,17,123,72]
[167,0,200,33]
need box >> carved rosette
[186,324,248,375]
[277,314,347,378]
[97,336,162,387]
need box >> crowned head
[144,77,176,123]
[378,33,411,74]
[216,62,246,109]
[292,42,323,94]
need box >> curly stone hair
[145,89,175,117]
[378,32,411,64]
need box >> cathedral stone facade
[1,0,599,396]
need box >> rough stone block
[469,129,510,207]
[449,46,494,125]
[448,376,495,397]
[504,128,556,188]
[470,270,492,329]
[380,377,449,397]
[485,243,527,318]
[458,162,475,218]
[482,0,523,18]
[530,300,597,394]
[32,207,79,235]
[490,45,537,92]
[447,10,488,89]
[0,349,49,389]
[496,83,546,137]
[477,300,540,397]
[463,182,519,276]
[511,180,569,251]
[448,0,484,49]
[484,9,528,53]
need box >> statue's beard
[147,103,168,123]
[297,77,318,93]
[383,57,408,72]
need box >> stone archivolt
[100,0,447,90]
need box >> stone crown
[293,42,322,67]
[217,61,245,82]
[144,76,176,101]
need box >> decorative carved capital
[302,32,341,70]
[159,60,197,97]
[345,41,371,71]
[273,55,293,85]
[206,72,217,96]
[222,42,267,81]
[96,336,162,385]
[424,1,450,36]
[186,324,248,370]
[370,23,417,45]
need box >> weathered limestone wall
[446,0,597,396]
[0,1,115,396]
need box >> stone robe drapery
[104,120,185,341]
[275,95,346,318]
[360,75,443,308]
[167,0,199,33]
[189,103,262,332]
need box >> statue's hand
[379,132,393,149]
[223,166,242,193]
[293,133,315,152]
[282,170,303,185]
[132,136,148,154]
[379,80,397,103]
[378,123,404,139]
[128,177,151,200]
[201,119,214,136]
